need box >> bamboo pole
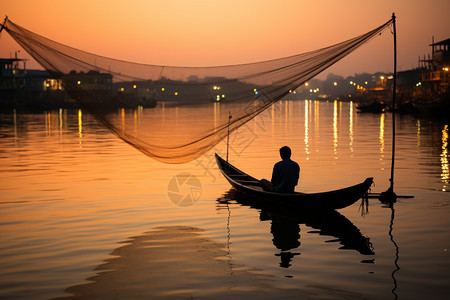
[389,12,397,191]
[380,13,398,204]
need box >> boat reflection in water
[217,189,374,269]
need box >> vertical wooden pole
[389,13,397,191]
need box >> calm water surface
[0,100,449,299]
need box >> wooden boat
[215,153,373,210]
[412,96,450,115]
[355,100,386,113]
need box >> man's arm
[271,163,279,185]
[294,163,300,186]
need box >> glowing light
[133,85,137,89]
[222,94,225,98]
[380,76,385,80]
[350,81,353,85]
[121,108,125,132]
[305,82,309,86]
[77,80,81,85]
[349,101,354,152]
[333,100,338,156]
[379,113,385,154]
[304,100,309,157]
[417,120,421,147]
[443,67,449,72]
[365,81,368,84]
[161,88,165,91]
[174,92,178,96]
[333,82,338,86]
[120,87,124,92]
[441,125,449,191]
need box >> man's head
[279,146,291,159]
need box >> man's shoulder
[290,160,300,171]
[286,159,299,166]
[276,159,299,168]
[273,160,283,169]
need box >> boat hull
[412,96,450,115]
[216,154,373,210]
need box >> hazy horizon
[1,1,449,79]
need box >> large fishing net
[2,18,392,163]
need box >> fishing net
[2,18,392,163]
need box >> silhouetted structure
[413,38,450,114]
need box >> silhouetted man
[271,146,300,193]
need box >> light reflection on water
[441,125,449,191]
[0,100,449,299]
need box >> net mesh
[3,18,392,163]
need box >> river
[0,100,449,299]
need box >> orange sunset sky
[1,0,449,79]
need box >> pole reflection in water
[218,190,374,270]
[386,203,400,300]
[216,197,234,275]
